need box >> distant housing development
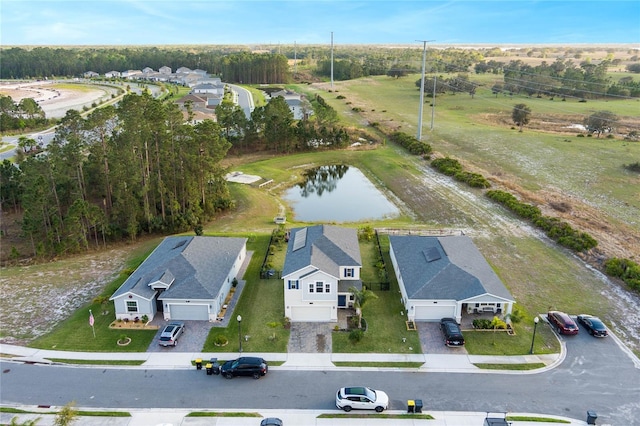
[83,66,309,122]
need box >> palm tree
[349,286,378,329]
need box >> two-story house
[282,225,362,322]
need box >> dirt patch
[0,247,129,345]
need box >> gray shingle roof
[389,235,514,302]
[110,236,246,301]
[282,225,361,278]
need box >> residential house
[110,236,247,322]
[269,89,310,120]
[105,71,121,78]
[142,67,155,74]
[388,235,515,323]
[122,70,142,79]
[159,66,172,74]
[282,225,362,322]
[83,71,99,78]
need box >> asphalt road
[2,326,639,425]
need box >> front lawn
[203,234,289,353]
[332,236,422,354]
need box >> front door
[338,294,346,308]
[156,289,164,312]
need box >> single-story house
[110,236,247,322]
[282,225,362,322]
[105,71,121,78]
[83,71,99,78]
[159,66,172,74]
[388,235,515,323]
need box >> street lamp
[529,316,540,354]
[237,315,242,353]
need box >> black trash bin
[210,358,220,375]
[414,399,423,413]
[407,400,415,413]
[205,363,213,375]
[195,358,202,370]
[587,411,597,425]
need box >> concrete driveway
[146,320,216,353]
[416,322,468,354]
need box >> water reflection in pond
[282,165,399,222]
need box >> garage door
[291,306,332,322]
[414,305,456,321]
[168,304,209,321]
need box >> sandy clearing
[0,80,113,118]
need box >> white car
[335,386,389,412]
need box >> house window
[325,283,331,293]
[288,280,299,290]
[309,283,314,293]
[126,300,138,313]
[316,282,324,293]
[344,268,354,278]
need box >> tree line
[2,92,233,258]
[1,91,353,259]
[476,58,640,99]
[0,47,290,84]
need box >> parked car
[335,386,389,413]
[547,311,579,335]
[440,317,465,347]
[577,314,608,337]
[260,418,283,426]
[220,356,268,379]
[158,322,185,347]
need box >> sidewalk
[0,408,589,426]
[0,343,562,373]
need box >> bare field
[0,80,110,118]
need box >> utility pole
[294,41,297,76]
[330,32,334,89]
[416,39,435,140]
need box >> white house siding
[113,292,156,321]
[284,270,337,322]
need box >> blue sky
[2,1,639,46]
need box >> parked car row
[547,311,608,337]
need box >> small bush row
[388,131,433,156]
[486,190,597,253]
[432,157,491,188]
[473,317,507,330]
[604,258,640,291]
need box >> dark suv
[547,311,579,335]
[440,318,465,347]
[220,357,268,379]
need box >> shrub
[490,316,507,329]
[349,329,364,343]
[213,335,228,346]
[431,157,463,176]
[473,319,492,329]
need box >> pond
[282,165,399,222]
